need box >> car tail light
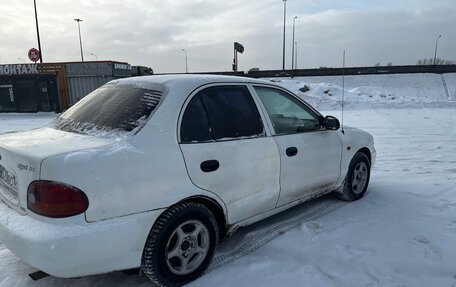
[27,180,89,218]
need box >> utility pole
[74,18,84,62]
[282,0,287,71]
[295,42,298,69]
[182,49,188,73]
[33,0,43,63]
[433,34,442,65]
[291,16,297,77]
[292,16,297,71]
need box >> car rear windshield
[52,85,163,137]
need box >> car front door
[253,85,342,207]
[179,84,280,223]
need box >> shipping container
[0,61,131,112]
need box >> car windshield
[52,85,163,137]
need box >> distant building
[0,61,132,113]
[131,66,154,77]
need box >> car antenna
[341,50,346,134]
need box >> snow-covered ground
[272,73,456,110]
[1,75,456,287]
[194,108,456,287]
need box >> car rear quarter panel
[40,86,227,222]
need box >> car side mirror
[325,115,340,130]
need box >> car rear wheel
[337,152,371,201]
[141,202,218,287]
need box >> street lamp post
[433,34,442,66]
[90,53,98,61]
[33,0,43,63]
[17,58,26,63]
[74,18,84,62]
[282,0,287,71]
[182,49,188,73]
[292,16,297,72]
[295,42,298,69]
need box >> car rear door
[252,85,342,207]
[179,84,280,223]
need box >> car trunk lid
[0,127,117,214]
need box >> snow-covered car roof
[108,74,272,97]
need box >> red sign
[28,48,41,62]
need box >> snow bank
[271,73,456,110]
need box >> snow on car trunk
[0,127,116,214]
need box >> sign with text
[0,64,39,75]
[114,63,132,70]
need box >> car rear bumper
[0,201,164,278]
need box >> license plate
[0,163,18,204]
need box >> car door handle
[200,160,220,173]
[286,147,298,157]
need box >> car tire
[141,202,218,287]
[337,152,371,201]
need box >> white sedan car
[0,75,375,286]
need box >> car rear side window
[180,95,212,143]
[180,85,264,143]
[53,85,162,136]
[200,85,264,140]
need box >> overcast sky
[0,0,455,73]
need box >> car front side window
[254,86,321,135]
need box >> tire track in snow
[207,200,347,272]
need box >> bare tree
[417,57,456,65]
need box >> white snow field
[1,74,456,287]
[272,73,456,110]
